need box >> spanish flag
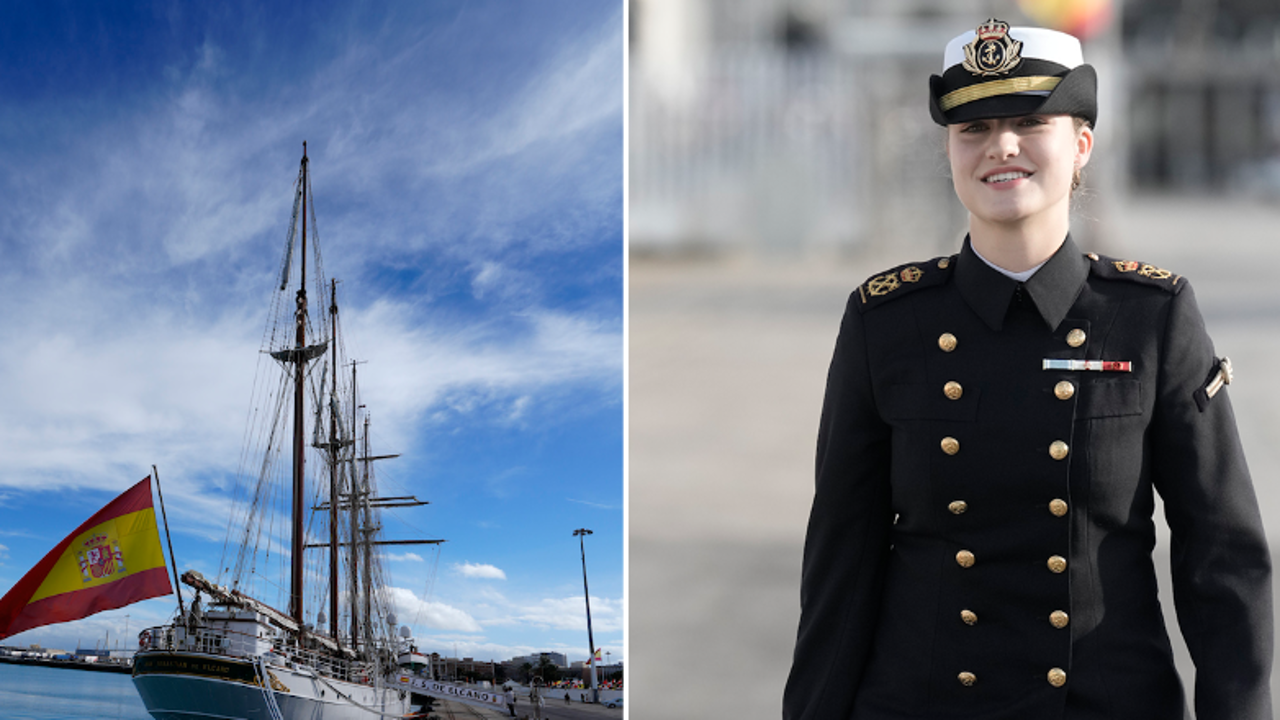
[0,477,172,639]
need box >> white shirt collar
[970,243,1046,283]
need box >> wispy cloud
[483,595,621,634]
[386,552,425,563]
[567,498,617,510]
[349,302,621,448]
[0,0,622,663]
[454,562,506,580]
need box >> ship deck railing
[138,624,387,686]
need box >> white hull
[132,651,412,720]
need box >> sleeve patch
[1194,356,1233,412]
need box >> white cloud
[387,586,482,633]
[0,5,622,502]
[483,595,622,634]
[348,301,621,450]
[566,498,616,510]
[454,562,506,580]
[385,552,424,563]
[504,396,532,424]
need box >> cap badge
[962,18,1023,77]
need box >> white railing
[138,622,400,687]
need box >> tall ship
[132,144,439,720]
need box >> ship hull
[132,651,411,720]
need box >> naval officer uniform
[783,238,1272,719]
[784,19,1272,720]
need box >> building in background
[1123,0,1280,192]
[630,0,1280,257]
[509,651,568,668]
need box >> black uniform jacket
[784,237,1272,720]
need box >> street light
[574,528,598,703]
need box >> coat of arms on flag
[77,536,126,582]
[0,477,172,639]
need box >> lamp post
[574,528,598,703]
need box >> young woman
[783,19,1272,720]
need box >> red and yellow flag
[0,477,172,639]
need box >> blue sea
[0,663,149,719]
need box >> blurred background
[628,0,1280,718]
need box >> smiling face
[946,114,1093,235]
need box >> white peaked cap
[942,27,1084,73]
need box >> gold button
[1050,610,1069,629]
[941,437,960,455]
[938,333,958,352]
[944,381,963,400]
[1087,252,1099,261]
[1049,499,1068,517]
[938,257,951,269]
[948,500,968,515]
[1054,381,1075,400]
[1047,668,1067,687]
[1066,328,1087,347]
[958,671,976,687]
[1047,555,1067,573]
[960,609,978,625]
[1049,440,1069,460]
[956,550,975,568]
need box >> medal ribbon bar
[1042,359,1132,372]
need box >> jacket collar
[954,234,1088,331]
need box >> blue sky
[0,1,623,668]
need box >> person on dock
[784,17,1272,720]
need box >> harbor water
[0,663,148,720]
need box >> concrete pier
[630,197,1280,719]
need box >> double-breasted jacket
[784,237,1272,719]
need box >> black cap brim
[930,64,1097,127]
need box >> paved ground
[629,197,1280,720]
[432,696,622,720]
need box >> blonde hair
[1071,116,1092,194]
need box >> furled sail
[269,341,329,364]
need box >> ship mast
[362,415,373,651]
[328,279,340,642]
[290,141,309,629]
[277,145,440,652]
[349,361,361,648]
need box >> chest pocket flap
[1078,379,1142,418]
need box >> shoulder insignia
[1084,252,1184,293]
[856,255,956,312]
